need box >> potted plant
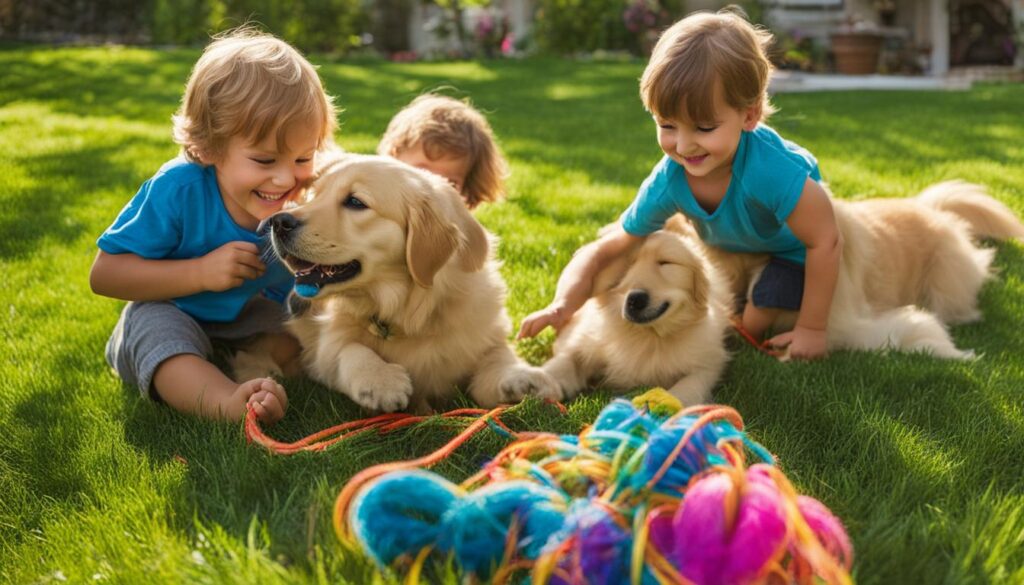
[831,16,883,74]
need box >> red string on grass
[244,405,527,454]
[731,317,786,359]
[244,399,570,546]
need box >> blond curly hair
[379,94,509,209]
[172,26,337,163]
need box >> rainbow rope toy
[318,389,854,585]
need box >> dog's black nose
[259,213,300,238]
[626,290,650,314]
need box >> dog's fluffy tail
[829,306,975,360]
[916,180,1024,241]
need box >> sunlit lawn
[2,45,1023,584]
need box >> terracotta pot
[831,32,883,74]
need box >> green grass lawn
[2,45,1023,584]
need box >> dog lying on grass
[741,180,1024,359]
[262,154,559,412]
[540,180,1023,403]
[541,221,733,405]
[696,180,1024,360]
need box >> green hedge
[1,0,369,55]
[532,0,690,56]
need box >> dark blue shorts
[751,257,805,311]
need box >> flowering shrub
[474,8,510,57]
[623,0,671,55]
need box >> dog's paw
[499,366,563,403]
[348,363,413,412]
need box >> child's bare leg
[741,303,781,340]
[152,354,288,423]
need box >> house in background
[748,0,1023,76]
[406,0,1023,78]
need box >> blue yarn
[354,472,567,577]
[436,481,567,575]
[638,417,748,495]
[350,470,459,566]
[294,283,320,298]
[592,399,637,431]
[348,396,778,581]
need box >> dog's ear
[690,261,711,312]
[406,197,460,288]
[592,238,642,295]
[451,203,489,272]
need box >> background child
[518,8,842,361]
[378,93,509,209]
[89,28,337,422]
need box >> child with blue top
[90,28,337,422]
[519,8,843,361]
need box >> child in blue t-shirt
[519,9,843,361]
[89,28,337,422]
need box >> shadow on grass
[0,46,192,125]
[0,137,163,259]
[117,361,587,567]
[713,240,1024,584]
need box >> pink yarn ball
[797,495,853,568]
[655,465,788,585]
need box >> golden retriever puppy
[262,154,559,412]
[541,228,732,405]
[728,181,1024,358]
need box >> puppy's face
[263,154,488,299]
[609,231,710,326]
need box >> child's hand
[768,326,828,361]
[198,241,266,292]
[517,303,574,339]
[225,378,289,423]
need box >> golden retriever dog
[261,154,559,412]
[540,226,732,405]
[708,181,1024,359]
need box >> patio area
[771,64,1024,92]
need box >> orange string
[332,405,510,542]
[731,317,785,358]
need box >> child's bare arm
[772,179,842,359]
[517,227,642,339]
[89,242,266,301]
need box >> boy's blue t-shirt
[97,157,294,322]
[620,125,822,265]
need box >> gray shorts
[105,297,288,400]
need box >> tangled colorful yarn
[334,389,853,584]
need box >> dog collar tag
[294,283,320,298]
